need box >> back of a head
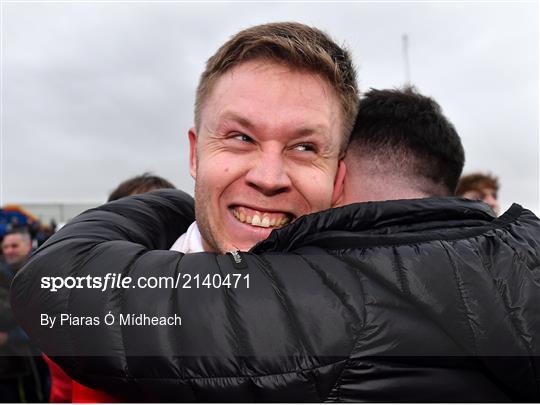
[108,173,176,202]
[347,87,465,198]
[195,22,359,151]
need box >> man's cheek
[311,175,335,208]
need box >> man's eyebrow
[219,111,336,145]
[219,112,257,131]
[295,126,336,150]
[296,126,329,137]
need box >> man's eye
[293,143,316,152]
[232,133,253,143]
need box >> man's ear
[188,128,197,180]
[331,160,346,207]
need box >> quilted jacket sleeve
[10,190,358,401]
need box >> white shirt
[169,222,205,253]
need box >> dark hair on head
[349,86,465,195]
[108,172,176,202]
[456,172,499,196]
[3,228,31,242]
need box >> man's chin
[201,236,255,254]
[218,236,268,253]
[218,242,255,253]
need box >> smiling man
[170,22,357,253]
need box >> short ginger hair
[456,172,499,197]
[194,22,359,152]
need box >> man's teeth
[232,209,290,228]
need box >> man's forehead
[479,187,497,196]
[211,61,338,108]
[473,186,496,192]
[466,187,497,197]
[3,234,26,245]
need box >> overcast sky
[2,1,538,215]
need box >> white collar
[169,222,205,253]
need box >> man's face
[1,234,32,265]
[462,188,500,216]
[190,60,345,252]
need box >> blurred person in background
[0,229,49,402]
[28,221,55,249]
[0,229,32,274]
[107,172,176,202]
[456,172,500,216]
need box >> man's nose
[245,151,292,196]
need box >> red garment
[43,355,118,403]
[72,381,118,403]
[43,355,72,403]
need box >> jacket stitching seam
[172,255,189,388]
[220,254,251,375]
[81,358,347,382]
[324,253,369,401]
[497,229,538,275]
[297,254,363,327]
[471,242,533,351]
[489,235,540,396]
[258,254,322,400]
[296,253,362,401]
[258,255,315,357]
[391,246,410,295]
[505,220,540,271]
[292,256,324,402]
[440,241,479,355]
[336,250,476,357]
[118,248,149,380]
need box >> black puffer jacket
[11,190,540,402]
